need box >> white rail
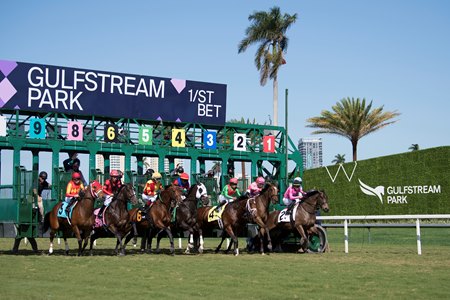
[316,214,450,255]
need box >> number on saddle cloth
[277,205,299,223]
[207,203,228,222]
[57,202,75,218]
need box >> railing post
[344,218,349,254]
[416,218,422,255]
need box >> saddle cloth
[207,203,228,222]
[57,202,77,218]
[93,208,106,228]
[277,205,299,223]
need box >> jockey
[246,176,265,197]
[215,177,241,212]
[283,177,307,213]
[64,171,85,216]
[98,169,123,218]
[173,172,190,196]
[142,171,163,209]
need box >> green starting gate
[0,111,303,240]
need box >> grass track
[1,228,449,299]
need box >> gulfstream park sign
[359,179,442,204]
[0,60,227,125]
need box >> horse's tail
[43,212,51,233]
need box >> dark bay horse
[266,190,330,253]
[216,183,278,255]
[174,183,209,253]
[89,183,137,256]
[43,181,104,256]
[197,183,278,256]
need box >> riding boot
[215,201,225,212]
[65,198,75,216]
[286,201,296,215]
[98,204,106,219]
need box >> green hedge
[303,146,450,215]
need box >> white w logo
[325,162,357,182]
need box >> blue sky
[1,0,449,181]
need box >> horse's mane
[305,190,320,198]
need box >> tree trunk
[352,139,358,161]
[273,75,278,126]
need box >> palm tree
[238,6,297,126]
[409,144,419,151]
[306,97,400,161]
[332,154,346,165]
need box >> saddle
[207,203,228,222]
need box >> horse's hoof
[267,244,273,251]
[198,247,204,254]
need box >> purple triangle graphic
[0,60,18,77]
[175,118,181,122]
[156,116,162,121]
[14,105,20,109]
[170,79,186,94]
[0,99,4,108]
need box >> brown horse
[266,190,330,253]
[148,184,182,255]
[89,183,138,256]
[43,181,104,256]
[174,183,209,253]
[197,183,278,256]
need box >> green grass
[1,228,450,300]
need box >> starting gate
[0,60,303,241]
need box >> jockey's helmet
[229,177,238,185]
[110,169,121,178]
[256,177,265,185]
[152,172,162,180]
[293,177,302,186]
[180,173,189,180]
[72,172,81,180]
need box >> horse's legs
[185,229,195,254]
[72,226,83,256]
[294,224,309,253]
[49,230,56,254]
[89,232,97,256]
[116,234,126,256]
[147,229,155,253]
[131,222,138,246]
[64,238,70,255]
[198,229,204,254]
[165,227,175,255]
[215,230,227,253]
[81,234,90,254]
[224,225,239,256]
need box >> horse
[43,181,104,256]
[89,183,138,256]
[173,183,209,253]
[124,184,182,255]
[265,190,330,253]
[197,183,279,256]
[147,184,182,255]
